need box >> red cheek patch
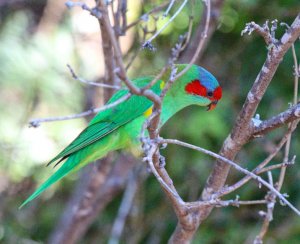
[185,80,207,97]
[213,86,222,100]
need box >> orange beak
[207,101,218,111]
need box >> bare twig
[158,138,300,216]
[254,172,277,243]
[67,64,120,89]
[29,93,131,127]
[142,141,182,200]
[277,43,299,190]
[291,44,300,101]
[217,125,297,197]
[179,14,194,51]
[256,159,295,174]
[241,20,276,45]
[163,0,176,17]
[142,0,188,49]
[186,198,268,208]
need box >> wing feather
[47,77,162,166]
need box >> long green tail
[19,159,76,208]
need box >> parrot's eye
[207,91,213,97]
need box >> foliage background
[0,0,299,243]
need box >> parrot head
[177,65,222,111]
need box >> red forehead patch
[213,86,222,100]
[185,80,207,97]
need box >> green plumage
[21,64,221,208]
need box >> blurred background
[0,0,299,243]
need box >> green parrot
[21,64,222,207]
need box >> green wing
[47,76,161,166]
[19,77,164,208]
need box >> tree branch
[252,103,300,137]
[28,93,131,127]
[142,0,188,48]
[254,37,300,243]
[66,64,120,89]
[158,138,300,216]
[199,14,300,225]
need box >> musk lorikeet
[21,64,222,207]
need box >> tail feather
[19,158,76,209]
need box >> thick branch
[253,103,300,137]
[200,13,300,223]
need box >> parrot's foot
[159,155,166,168]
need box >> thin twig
[241,20,275,45]
[142,0,188,48]
[254,172,277,243]
[159,138,300,216]
[186,199,268,208]
[29,93,131,127]
[163,0,176,17]
[67,64,120,89]
[143,143,182,200]
[277,43,300,190]
[257,160,295,174]
[179,14,194,51]
[218,126,296,197]
[291,44,299,104]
